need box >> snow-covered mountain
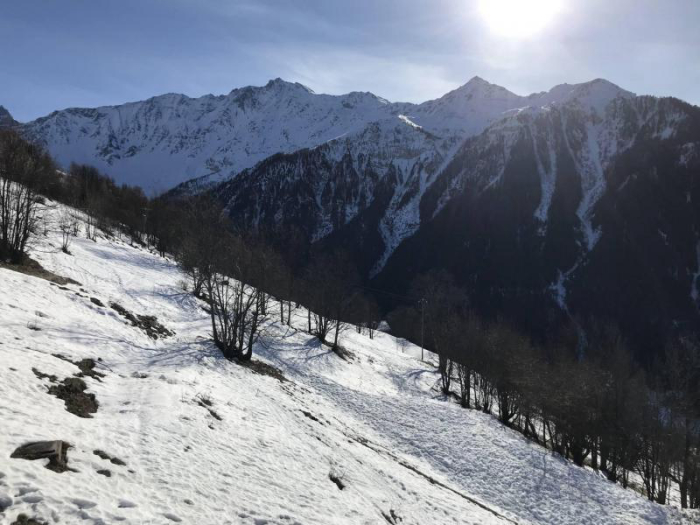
[19,76,629,195]
[16,78,454,194]
[213,78,639,265]
[0,199,693,524]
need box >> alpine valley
[10,76,700,360]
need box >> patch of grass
[195,394,222,421]
[239,359,287,382]
[110,302,174,339]
[332,344,355,362]
[51,354,105,381]
[0,256,79,286]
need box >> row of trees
[168,198,382,361]
[388,270,700,508]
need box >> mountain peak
[542,78,634,113]
[450,76,518,99]
[0,105,17,128]
[465,75,489,86]
[264,77,315,95]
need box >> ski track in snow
[0,201,693,525]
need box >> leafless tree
[0,130,54,263]
[58,209,78,254]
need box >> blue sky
[2,0,699,121]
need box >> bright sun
[478,0,562,39]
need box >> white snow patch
[398,114,423,130]
[531,125,558,231]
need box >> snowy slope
[21,80,394,194]
[0,201,693,524]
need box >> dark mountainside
[212,91,700,364]
[375,97,700,363]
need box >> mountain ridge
[17,76,634,193]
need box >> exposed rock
[10,441,71,473]
[90,297,105,307]
[93,449,126,466]
[32,368,57,383]
[48,377,98,418]
[329,472,345,490]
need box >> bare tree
[0,130,53,263]
[410,270,468,395]
[58,209,78,254]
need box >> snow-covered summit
[537,78,635,114]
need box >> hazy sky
[2,0,699,121]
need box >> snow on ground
[0,203,695,524]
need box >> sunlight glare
[479,0,562,39]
